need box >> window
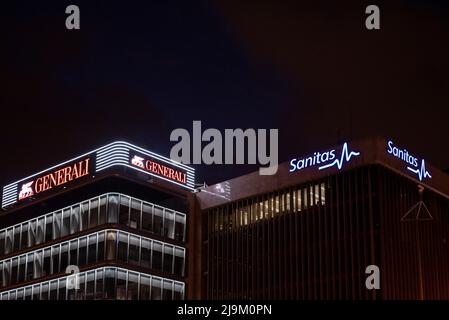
[163,245,174,274]
[104,268,115,299]
[128,272,139,300]
[175,214,185,242]
[58,278,66,300]
[60,243,69,273]
[107,195,119,223]
[11,258,18,285]
[69,240,78,266]
[142,203,153,232]
[141,239,151,268]
[43,248,51,277]
[3,261,10,286]
[53,211,62,239]
[89,199,99,228]
[17,288,24,300]
[36,218,45,245]
[130,199,141,229]
[41,283,49,300]
[18,256,26,283]
[118,232,128,262]
[80,202,89,231]
[33,284,40,300]
[106,232,117,261]
[152,242,163,271]
[151,277,162,300]
[163,280,173,300]
[49,280,58,300]
[87,235,97,264]
[24,287,32,300]
[97,232,105,261]
[71,205,80,234]
[62,209,70,237]
[140,275,151,300]
[129,235,140,266]
[25,253,33,281]
[174,283,183,300]
[52,246,60,274]
[116,270,127,300]
[119,195,130,226]
[86,271,95,299]
[153,207,164,236]
[164,210,175,239]
[45,216,53,242]
[5,229,13,255]
[34,251,43,278]
[99,196,107,225]
[27,223,35,248]
[174,248,185,276]
[95,269,104,299]
[14,226,21,251]
[0,230,5,256]
[79,237,88,266]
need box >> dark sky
[0,0,448,186]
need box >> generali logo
[131,155,187,184]
[18,158,90,201]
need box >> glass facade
[0,267,185,300]
[0,229,185,288]
[0,193,187,257]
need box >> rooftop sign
[1,141,195,209]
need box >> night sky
[0,0,448,186]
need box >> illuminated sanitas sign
[131,155,187,185]
[387,140,431,181]
[290,142,360,173]
[18,158,90,201]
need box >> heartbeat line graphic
[319,142,360,170]
[407,159,432,181]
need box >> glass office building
[0,141,195,300]
[195,138,449,300]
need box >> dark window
[116,270,127,300]
[52,246,60,274]
[152,242,163,271]
[129,235,140,265]
[87,235,97,264]
[117,232,128,262]
[95,270,104,300]
[79,237,88,266]
[99,196,107,225]
[81,202,89,231]
[89,199,99,228]
[128,273,139,300]
[130,199,141,230]
[163,245,174,274]
[104,269,116,300]
[140,239,151,269]
[142,203,153,232]
[107,195,119,223]
[13,227,21,251]
[119,196,130,226]
[45,217,53,242]
[62,209,70,237]
[106,232,117,261]
[140,275,151,300]
[151,278,162,300]
[153,207,163,236]
[97,232,105,262]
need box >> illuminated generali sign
[2,141,195,210]
[18,158,90,201]
[387,140,431,181]
[131,155,187,185]
[289,142,360,173]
